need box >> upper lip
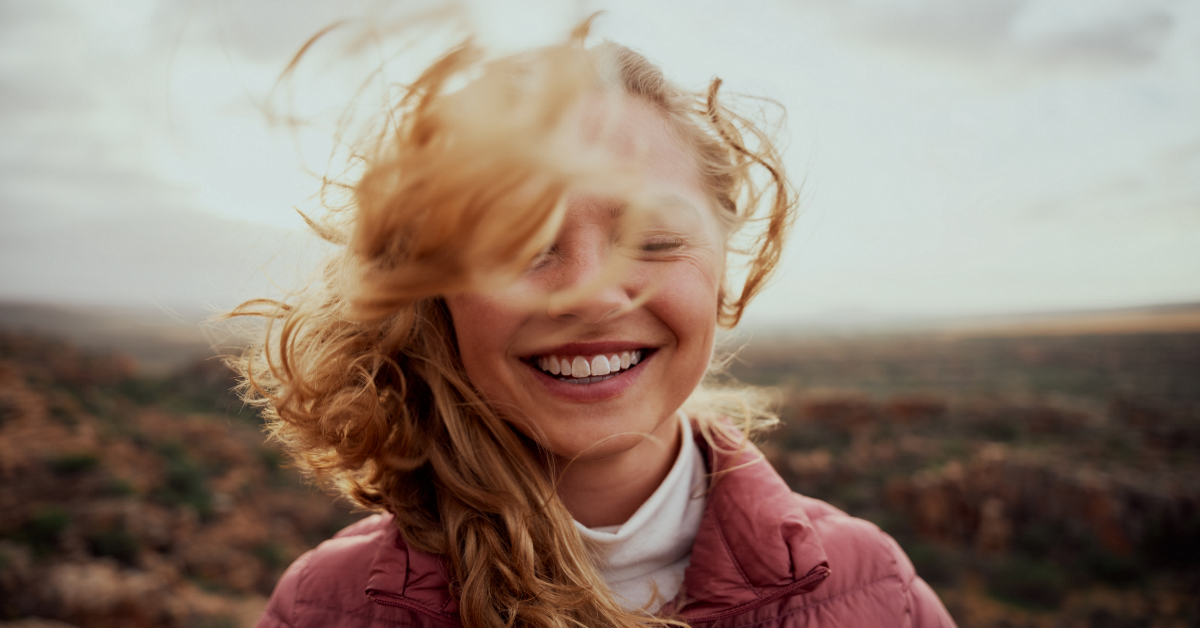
[519,341,657,358]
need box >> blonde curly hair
[226,20,796,628]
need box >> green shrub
[154,443,213,518]
[48,401,77,426]
[104,478,136,496]
[259,447,284,477]
[1081,547,1143,587]
[87,525,139,565]
[1011,522,1059,558]
[253,542,286,571]
[986,556,1068,610]
[116,377,169,406]
[0,397,18,425]
[50,452,99,475]
[907,543,964,587]
[186,616,237,628]
[19,508,70,556]
[971,416,1020,442]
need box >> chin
[531,408,677,461]
[556,433,647,460]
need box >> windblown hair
[227,20,796,628]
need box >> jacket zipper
[369,591,462,626]
[684,565,832,624]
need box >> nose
[545,238,634,324]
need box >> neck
[554,413,683,528]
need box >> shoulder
[788,494,956,628]
[257,514,394,628]
[797,494,915,585]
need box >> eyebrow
[654,193,699,212]
[611,193,698,217]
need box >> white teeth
[572,356,590,378]
[536,350,644,379]
[591,355,610,376]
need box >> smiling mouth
[526,349,649,384]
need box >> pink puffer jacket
[257,433,957,627]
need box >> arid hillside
[0,329,357,628]
[731,325,1200,627]
[1,302,1198,627]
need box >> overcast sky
[1,0,1197,328]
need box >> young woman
[233,23,956,628]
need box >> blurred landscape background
[0,301,1196,627]
[734,307,1200,627]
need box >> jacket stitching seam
[700,435,759,599]
[291,553,313,628]
[261,606,296,628]
[879,525,917,628]
[896,547,914,628]
[714,517,759,598]
[294,598,433,624]
[716,574,903,628]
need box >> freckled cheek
[445,295,524,385]
[649,270,720,359]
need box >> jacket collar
[365,523,460,624]
[664,428,830,621]
[365,426,830,623]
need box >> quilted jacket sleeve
[906,575,957,628]
[873,514,957,627]
[254,549,314,628]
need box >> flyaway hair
[224,18,797,628]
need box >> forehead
[570,93,705,197]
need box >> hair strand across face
[222,16,795,628]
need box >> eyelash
[527,236,684,271]
[639,236,684,253]
[528,247,554,270]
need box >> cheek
[649,261,721,358]
[444,295,520,386]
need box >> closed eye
[640,236,685,252]
[527,244,556,271]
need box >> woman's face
[445,97,724,460]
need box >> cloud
[1156,139,1200,171]
[0,206,330,310]
[859,0,1024,51]
[802,0,1178,72]
[0,161,197,231]
[150,0,349,62]
[0,74,94,114]
[1013,7,1173,67]
[150,0,454,64]
[0,3,67,34]
[0,0,179,230]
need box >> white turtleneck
[574,412,708,612]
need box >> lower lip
[525,353,652,402]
